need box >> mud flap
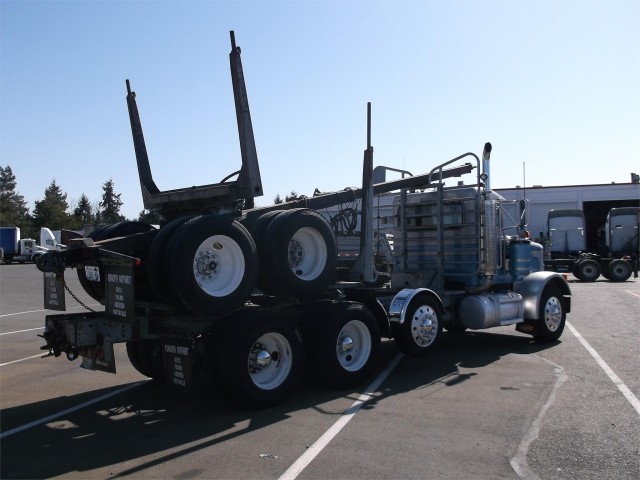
[163,339,193,392]
[43,271,66,311]
[80,342,117,374]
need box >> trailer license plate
[85,266,100,282]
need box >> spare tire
[145,216,195,303]
[260,209,337,300]
[165,215,258,317]
[77,221,156,303]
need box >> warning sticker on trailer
[85,266,100,282]
[105,265,135,323]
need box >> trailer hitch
[38,324,76,359]
[39,331,64,358]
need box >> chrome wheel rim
[247,332,293,390]
[335,319,372,372]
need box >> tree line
[0,165,162,239]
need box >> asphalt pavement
[1,263,638,479]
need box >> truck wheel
[392,292,443,357]
[167,215,258,317]
[126,341,146,376]
[139,339,165,380]
[145,216,194,303]
[261,209,337,300]
[534,285,566,342]
[245,210,285,289]
[218,316,304,408]
[126,340,164,380]
[244,210,283,241]
[607,259,632,282]
[574,259,601,282]
[305,302,381,389]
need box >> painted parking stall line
[278,353,404,480]
[567,321,640,416]
[0,353,45,367]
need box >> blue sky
[1,0,638,221]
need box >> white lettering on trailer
[107,274,132,284]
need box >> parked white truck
[0,227,59,264]
[36,32,571,408]
[544,207,639,281]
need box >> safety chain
[63,276,96,312]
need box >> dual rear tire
[248,209,338,300]
[145,208,337,316]
[146,215,258,318]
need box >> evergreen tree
[72,194,95,228]
[99,179,124,224]
[0,166,31,232]
[274,191,298,204]
[138,208,164,225]
[32,180,70,230]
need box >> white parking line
[626,290,640,299]
[0,353,45,367]
[278,353,404,480]
[0,382,147,439]
[567,321,640,416]
[0,309,50,318]
[510,356,567,478]
[0,304,99,318]
[0,327,44,336]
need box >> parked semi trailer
[36,32,571,408]
[544,208,639,282]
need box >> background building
[496,180,639,252]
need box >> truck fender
[388,288,444,326]
[514,271,571,320]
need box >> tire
[246,210,285,289]
[126,341,145,375]
[392,292,443,357]
[244,210,283,241]
[534,285,566,342]
[217,315,305,408]
[126,339,165,380]
[166,215,258,317]
[574,259,601,282]
[76,222,156,302]
[145,216,195,303]
[305,302,381,389]
[607,259,632,282]
[261,209,337,300]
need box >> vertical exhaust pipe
[482,142,492,191]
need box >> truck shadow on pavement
[0,330,560,479]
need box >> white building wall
[496,183,640,240]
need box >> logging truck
[37,32,571,408]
